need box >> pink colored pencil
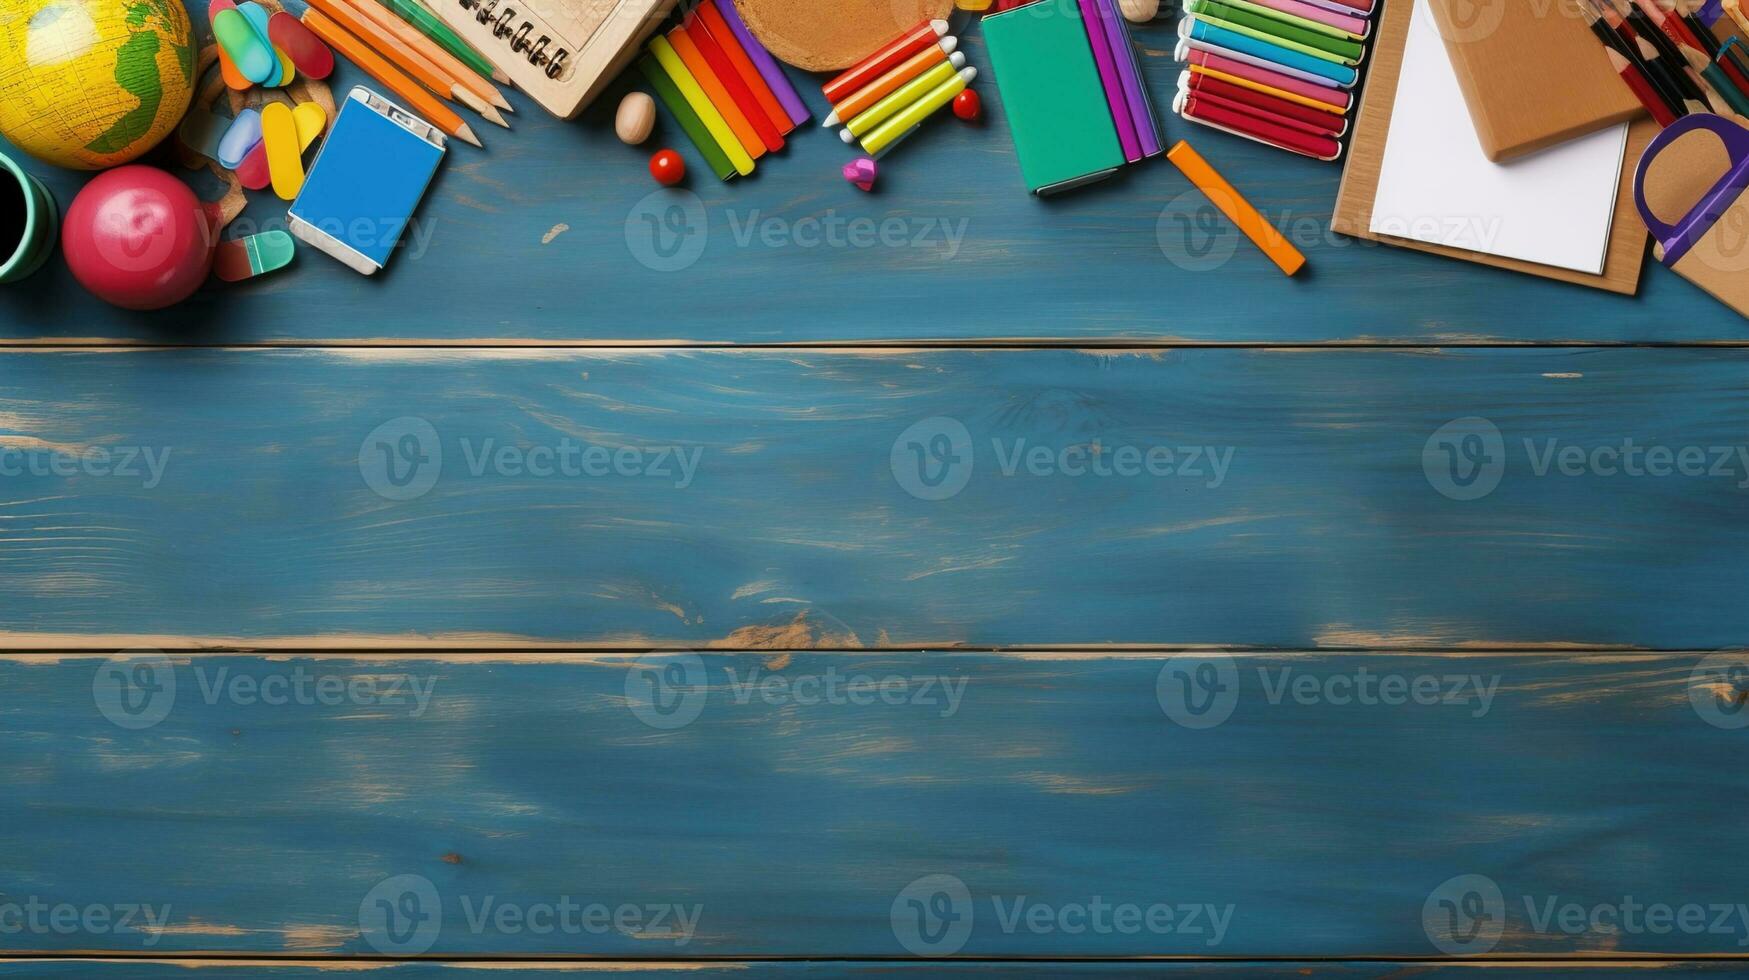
[1247,0,1370,36]
[1184,47,1351,111]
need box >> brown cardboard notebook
[1332,0,1652,295]
[1427,0,1643,161]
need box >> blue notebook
[289,87,447,275]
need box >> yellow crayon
[649,35,755,176]
[844,57,962,139]
[859,66,976,157]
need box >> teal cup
[0,150,59,285]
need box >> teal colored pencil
[379,0,510,84]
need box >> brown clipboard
[1331,0,1655,295]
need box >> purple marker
[711,0,811,127]
[1077,0,1140,162]
[1094,0,1162,157]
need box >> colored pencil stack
[637,0,810,180]
[298,0,516,148]
[1174,0,1379,160]
[822,19,980,158]
[1582,0,1749,128]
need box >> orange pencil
[304,0,506,127]
[300,7,482,147]
[1166,141,1304,276]
[348,0,513,113]
[668,25,766,160]
[691,0,792,135]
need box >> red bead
[952,89,982,122]
[649,149,686,186]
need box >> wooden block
[734,0,954,71]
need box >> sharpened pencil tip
[456,123,483,147]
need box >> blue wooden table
[2,1,1747,975]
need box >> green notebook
[983,0,1126,195]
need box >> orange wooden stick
[668,26,765,160]
[300,7,481,147]
[346,0,512,111]
[1166,141,1305,277]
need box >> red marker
[823,19,951,107]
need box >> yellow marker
[858,66,975,157]
[649,36,755,176]
[292,101,327,149]
[274,48,297,87]
[844,58,960,140]
[260,101,305,201]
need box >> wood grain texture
[0,12,1744,345]
[1,347,1746,649]
[2,652,1746,957]
[4,962,1747,976]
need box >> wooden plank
[1,347,1747,648]
[2,652,1747,957]
[0,44,1743,346]
[2,960,1747,976]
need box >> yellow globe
[0,0,195,171]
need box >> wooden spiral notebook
[1331,0,1655,294]
[429,0,679,118]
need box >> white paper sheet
[1369,0,1627,274]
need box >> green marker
[381,0,506,84]
[215,231,297,282]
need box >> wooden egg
[1119,0,1159,21]
[616,92,657,145]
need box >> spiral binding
[454,0,572,79]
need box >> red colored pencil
[1607,46,1678,125]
